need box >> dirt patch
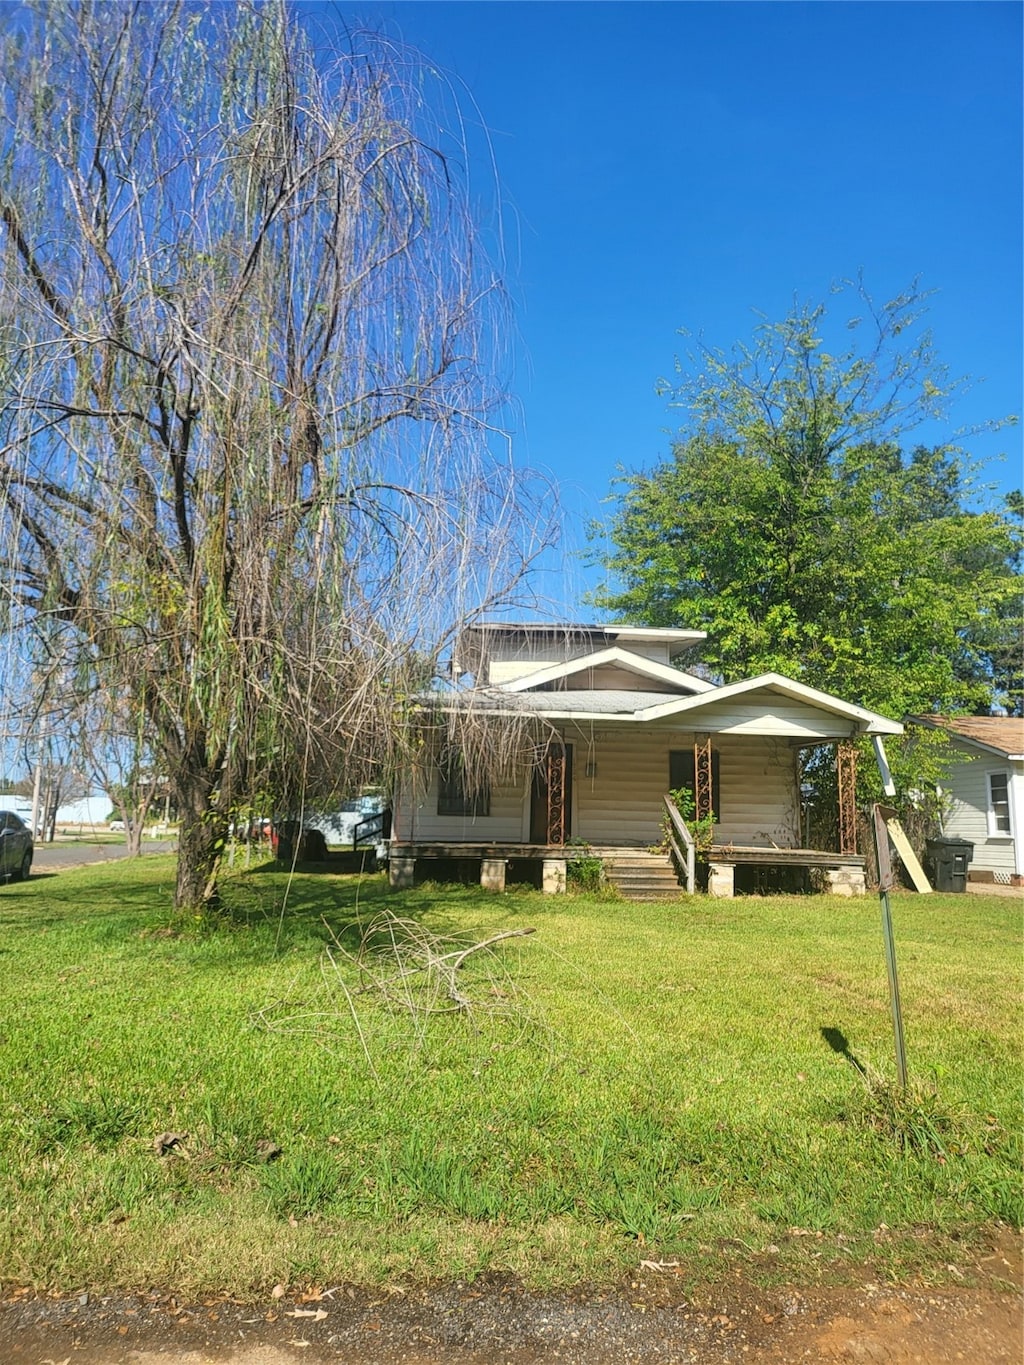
[2,1236,1021,1365]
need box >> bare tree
[0,2,550,911]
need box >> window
[437,748,490,818]
[987,772,1011,836]
[669,749,721,819]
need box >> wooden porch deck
[387,840,867,896]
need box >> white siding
[560,664,682,693]
[393,767,527,843]
[941,749,1020,877]
[570,727,801,848]
[668,692,857,739]
[489,659,553,685]
[484,637,673,683]
[394,726,803,850]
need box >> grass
[0,855,1019,1296]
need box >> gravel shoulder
[3,1241,1020,1365]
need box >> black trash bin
[924,837,974,893]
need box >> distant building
[0,792,33,822]
[911,716,1024,887]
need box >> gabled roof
[908,714,1024,761]
[435,689,687,716]
[635,673,903,735]
[501,646,714,695]
[429,671,901,736]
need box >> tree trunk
[174,774,228,913]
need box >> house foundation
[823,865,867,896]
[542,858,567,894]
[480,857,507,892]
[708,862,735,897]
[389,854,416,890]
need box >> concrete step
[603,853,683,900]
[610,884,683,900]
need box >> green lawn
[0,857,1019,1295]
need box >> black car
[0,810,33,882]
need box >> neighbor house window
[987,772,1011,835]
[437,748,490,817]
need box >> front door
[530,743,572,845]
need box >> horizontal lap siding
[943,755,1016,875]
[395,772,525,843]
[573,730,668,845]
[571,729,800,848]
[563,665,680,692]
[686,695,857,739]
[711,737,801,845]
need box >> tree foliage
[0,2,548,910]
[591,283,1021,719]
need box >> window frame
[436,747,491,818]
[986,771,1012,837]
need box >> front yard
[0,857,1019,1295]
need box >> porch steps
[598,849,682,900]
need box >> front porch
[704,846,867,897]
[388,841,574,894]
[387,839,867,897]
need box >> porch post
[694,737,714,822]
[546,747,566,845]
[837,742,858,854]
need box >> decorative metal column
[546,747,566,846]
[694,738,714,821]
[837,742,858,854]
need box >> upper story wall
[459,625,703,685]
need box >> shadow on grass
[1,852,545,972]
[215,863,541,958]
[820,1025,867,1075]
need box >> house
[910,715,1024,888]
[389,623,903,897]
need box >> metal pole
[29,710,47,839]
[873,803,908,1090]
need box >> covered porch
[389,670,896,897]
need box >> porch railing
[353,808,391,850]
[662,794,696,893]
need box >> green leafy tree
[591,283,1020,719]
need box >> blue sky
[306,1,1022,610]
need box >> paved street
[28,838,176,873]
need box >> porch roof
[424,674,902,737]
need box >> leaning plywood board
[886,816,932,894]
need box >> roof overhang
[907,714,1024,761]
[634,673,903,735]
[420,672,903,736]
[502,645,714,694]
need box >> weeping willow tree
[0,2,550,910]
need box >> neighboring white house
[911,715,1024,887]
[390,622,903,898]
[0,792,33,823]
[0,791,112,830]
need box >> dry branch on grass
[252,913,538,1071]
[336,916,536,1014]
